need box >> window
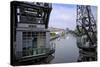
[22,32,38,56]
[16,7,44,24]
[17,15,20,22]
[22,32,46,56]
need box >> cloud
[49,4,76,30]
[49,4,97,30]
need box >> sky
[48,3,97,30]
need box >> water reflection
[37,33,97,63]
[50,33,79,63]
[17,33,97,65]
[49,33,97,63]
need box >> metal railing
[16,44,55,59]
[22,47,50,56]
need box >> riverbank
[50,34,60,41]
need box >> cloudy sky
[48,3,97,30]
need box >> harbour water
[17,33,97,65]
[50,33,79,63]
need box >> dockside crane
[76,5,97,51]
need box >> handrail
[16,45,55,59]
[22,47,50,56]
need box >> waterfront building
[11,1,55,64]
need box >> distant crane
[76,5,97,51]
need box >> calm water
[50,33,79,63]
[16,33,96,65]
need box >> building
[11,1,55,65]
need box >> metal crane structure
[76,5,97,61]
[76,5,97,51]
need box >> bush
[50,32,56,37]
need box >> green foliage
[50,32,56,37]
